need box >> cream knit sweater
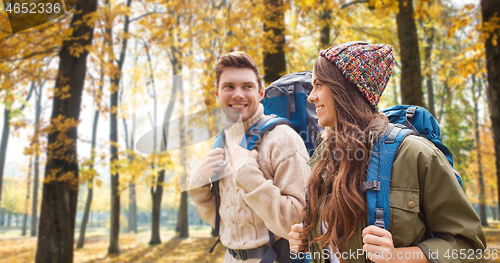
[189,104,311,263]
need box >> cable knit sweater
[189,104,311,263]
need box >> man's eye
[224,85,234,89]
[245,85,253,89]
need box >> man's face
[216,67,264,122]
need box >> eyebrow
[221,82,255,85]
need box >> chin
[318,119,335,128]
[318,119,326,128]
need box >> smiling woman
[288,42,486,263]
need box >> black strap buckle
[406,106,416,119]
[239,250,248,260]
[228,248,248,260]
[375,208,385,229]
[362,180,380,191]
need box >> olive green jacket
[306,133,487,263]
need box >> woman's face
[308,69,337,128]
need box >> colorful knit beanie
[319,41,395,111]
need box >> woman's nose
[307,92,317,103]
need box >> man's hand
[228,144,258,168]
[195,148,225,180]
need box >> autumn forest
[0,0,499,262]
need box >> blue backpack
[261,71,324,156]
[365,105,463,230]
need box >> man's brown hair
[215,51,262,90]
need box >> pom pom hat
[319,41,395,110]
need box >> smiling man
[189,51,311,263]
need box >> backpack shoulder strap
[211,132,224,150]
[243,115,293,150]
[242,116,295,262]
[365,123,412,230]
[209,131,226,253]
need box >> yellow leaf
[96,178,102,187]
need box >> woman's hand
[228,144,258,168]
[195,148,225,180]
[289,223,309,254]
[362,225,397,263]
[362,226,428,263]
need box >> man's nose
[232,87,245,99]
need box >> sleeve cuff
[417,243,440,263]
[417,238,462,263]
[190,168,212,189]
[233,158,264,192]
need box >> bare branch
[130,11,160,23]
[341,0,368,9]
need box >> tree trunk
[424,27,435,116]
[124,117,138,233]
[263,0,286,84]
[149,169,164,244]
[22,213,28,236]
[106,0,132,254]
[492,185,497,221]
[149,45,180,244]
[396,0,423,106]
[35,1,97,262]
[481,0,500,221]
[22,157,33,236]
[0,209,4,226]
[319,0,331,49]
[7,213,11,229]
[76,72,103,248]
[108,71,121,254]
[147,44,162,245]
[124,117,137,233]
[472,75,488,226]
[31,82,43,237]
[129,182,137,233]
[0,105,11,209]
[177,77,189,239]
[108,84,120,253]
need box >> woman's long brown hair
[302,57,388,254]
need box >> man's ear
[259,86,264,101]
[215,86,219,99]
